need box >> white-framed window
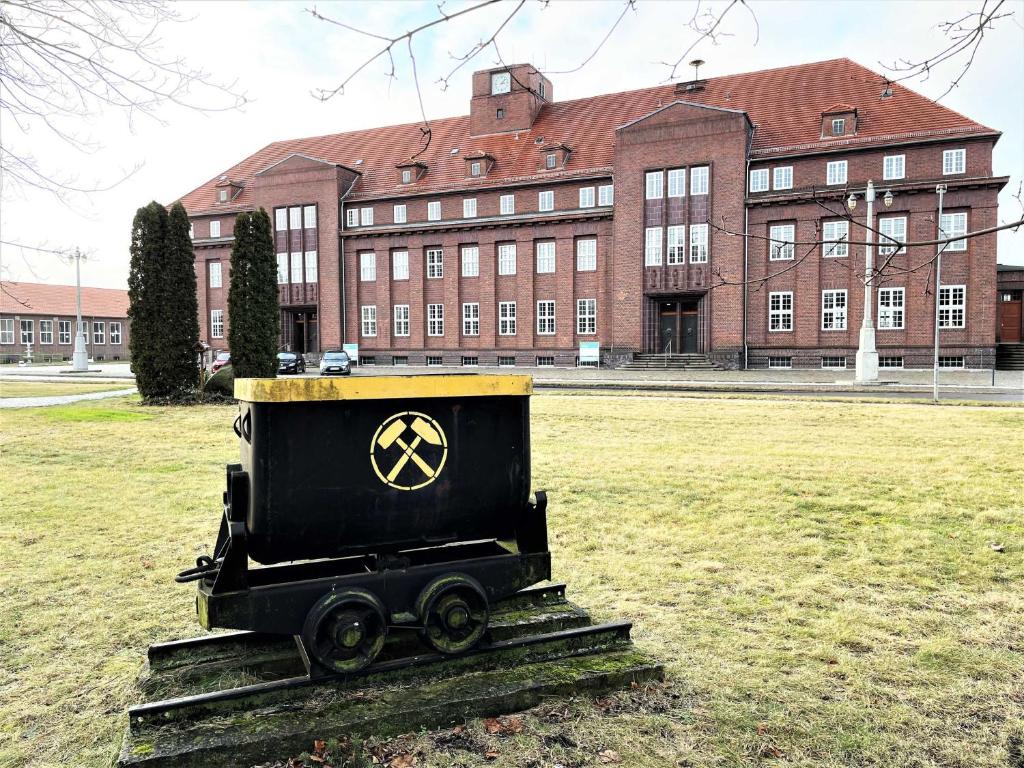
[491,71,511,94]
[360,305,377,337]
[92,321,105,345]
[579,187,595,208]
[209,220,221,238]
[78,320,88,343]
[668,168,686,198]
[218,189,229,203]
[768,356,792,369]
[426,248,443,279]
[826,160,847,185]
[290,254,302,284]
[499,301,517,335]
[537,300,556,335]
[769,224,795,260]
[462,303,480,336]
[461,245,479,277]
[498,243,517,275]
[345,209,358,227]
[426,355,443,367]
[360,252,376,281]
[576,238,597,271]
[690,166,709,195]
[576,298,596,335]
[463,198,477,218]
[427,201,441,221]
[939,355,965,368]
[545,153,557,170]
[689,224,709,264]
[666,226,686,265]
[645,171,663,199]
[598,184,614,206]
[821,290,847,330]
[58,320,71,345]
[39,320,53,344]
[879,356,904,369]
[427,303,444,336]
[401,169,412,184]
[878,287,905,330]
[938,285,966,328]
[821,356,847,370]
[209,261,222,288]
[883,155,905,180]
[832,118,845,135]
[773,166,793,190]
[393,204,407,224]
[303,205,316,229]
[939,212,968,251]
[769,292,793,332]
[392,250,409,280]
[275,208,288,231]
[749,168,769,193]
[878,216,907,255]
[305,251,317,282]
[644,227,663,266]
[470,161,481,177]
[210,310,224,339]
[276,253,288,284]
[943,148,966,175]
[360,207,374,226]
[17,319,33,345]
[1,318,14,344]
[500,194,515,215]
[822,220,849,257]
[393,305,410,337]
[189,223,195,239]
[110,322,122,345]
[536,241,556,273]
[539,190,554,212]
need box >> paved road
[0,388,138,409]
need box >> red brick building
[177,58,1007,369]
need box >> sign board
[343,343,359,365]
[579,341,600,366]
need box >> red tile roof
[178,58,994,214]
[0,281,129,318]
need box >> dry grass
[0,393,1022,767]
[0,380,131,398]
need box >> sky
[1,0,1022,289]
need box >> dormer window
[539,143,571,171]
[402,169,412,184]
[545,153,557,170]
[470,162,481,177]
[464,152,494,178]
[215,176,243,203]
[821,104,857,138]
[396,160,427,184]
[491,71,511,95]
[218,189,228,202]
[832,118,845,135]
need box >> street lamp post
[847,180,893,383]
[71,248,89,372]
[932,184,948,403]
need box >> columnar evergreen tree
[228,209,279,379]
[127,201,169,398]
[163,203,201,391]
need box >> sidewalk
[0,388,138,409]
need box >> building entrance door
[283,310,319,354]
[999,291,1022,343]
[681,312,698,353]
[658,299,700,353]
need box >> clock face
[491,72,511,95]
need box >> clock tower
[469,63,552,137]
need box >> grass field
[0,393,1022,768]
[0,380,132,398]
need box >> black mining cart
[177,374,550,677]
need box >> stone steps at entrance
[620,353,722,371]
[996,344,1024,371]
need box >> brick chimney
[469,64,552,136]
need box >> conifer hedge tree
[228,209,279,379]
[128,201,168,397]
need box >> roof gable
[1,282,129,317]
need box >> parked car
[210,351,231,374]
[319,350,352,376]
[277,352,306,375]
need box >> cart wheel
[302,589,387,673]
[417,575,489,654]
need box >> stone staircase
[996,343,1024,371]
[619,353,722,371]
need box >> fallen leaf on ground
[500,716,525,735]
[387,754,416,768]
[598,749,622,763]
[484,718,502,734]
[484,749,500,760]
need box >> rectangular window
[426,356,443,367]
[426,248,443,279]
[939,212,968,251]
[461,356,479,367]
[579,187,595,208]
[545,153,557,170]
[360,207,374,226]
[402,169,413,184]
[883,155,905,180]
[290,254,302,284]
[773,166,793,190]
[498,243,517,275]
[576,238,597,271]
[78,320,88,343]
[939,355,965,368]
[58,320,71,345]
[689,224,709,263]
[392,250,409,280]
[878,216,907,255]
[427,304,444,336]
[832,118,845,135]
[360,252,376,281]
[393,355,408,366]
[644,227,663,266]
[428,201,441,221]
[822,220,849,257]
[768,356,792,369]
[358,356,376,366]
[645,171,663,199]
[536,241,556,273]
[537,355,555,367]
[209,220,221,238]
[826,160,847,185]
[462,303,480,336]
[769,224,795,261]
[393,204,407,224]
[878,287,905,329]
[938,285,966,328]
[666,226,686,264]
[499,301,517,336]
[821,290,848,330]
[598,184,614,206]
[275,208,288,231]
[769,292,793,332]
[821,356,847,369]
[305,251,317,282]
[537,300,556,335]
[209,261,222,288]
[210,310,223,339]
[360,305,377,337]
[539,190,554,211]
[690,166,709,195]
[943,148,965,175]
[470,162,481,177]
[500,194,515,215]
[17,319,33,345]
[461,246,479,277]
[303,205,316,228]
[498,356,516,367]
[110,322,122,345]
[92,321,105,344]
[667,168,686,198]
[346,209,358,227]
[749,168,769,193]
[39,320,53,344]
[463,198,477,218]
[879,356,904,369]
[576,298,597,335]
[218,189,228,203]
[393,305,410,337]
[189,223,195,239]
[276,253,288,284]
